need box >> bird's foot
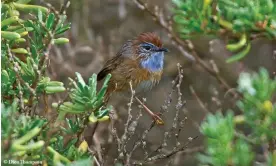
[135,97,164,125]
[151,112,164,125]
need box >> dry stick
[6,46,36,96]
[128,122,155,165]
[93,156,101,166]
[99,111,118,165]
[8,68,23,110]
[189,85,210,114]
[174,118,188,143]
[188,84,215,129]
[182,110,201,130]
[117,82,144,166]
[173,63,185,134]
[7,50,24,111]
[143,63,185,161]
[166,84,194,165]
[174,64,189,140]
[15,79,24,111]
[6,45,36,112]
[165,64,186,161]
[141,136,199,164]
[143,131,169,161]
[149,136,199,161]
[143,64,188,164]
[108,110,122,165]
[132,0,238,97]
[88,147,101,166]
[92,133,104,164]
[90,122,99,142]
[125,107,143,165]
[163,145,204,166]
[117,81,135,163]
[109,110,121,146]
[128,75,180,165]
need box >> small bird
[97,32,168,124]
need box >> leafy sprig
[173,0,276,63]
[199,68,276,166]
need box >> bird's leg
[135,97,164,125]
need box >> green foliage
[199,68,276,166]
[237,68,276,142]
[199,112,254,166]
[37,77,66,94]
[1,102,92,165]
[1,1,110,165]
[63,73,110,113]
[172,0,276,62]
[53,72,112,122]
[199,112,234,165]
[1,0,71,105]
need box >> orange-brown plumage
[97,32,168,101]
[134,32,163,48]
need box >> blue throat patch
[140,52,164,72]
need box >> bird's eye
[143,45,151,50]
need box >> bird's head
[118,32,168,72]
[130,32,169,72]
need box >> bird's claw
[152,113,164,125]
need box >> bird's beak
[156,47,169,53]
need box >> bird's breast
[106,58,163,95]
[134,71,162,94]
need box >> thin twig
[118,81,135,163]
[173,63,185,133]
[109,110,121,146]
[189,85,210,114]
[127,75,179,162]
[126,65,186,165]
[88,147,101,166]
[147,136,198,162]
[6,45,36,112]
[143,64,186,162]
[134,136,199,165]
[125,107,143,165]
[7,45,36,96]
[93,156,101,166]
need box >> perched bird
[97,32,168,124]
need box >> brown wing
[97,54,124,81]
[97,41,133,81]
